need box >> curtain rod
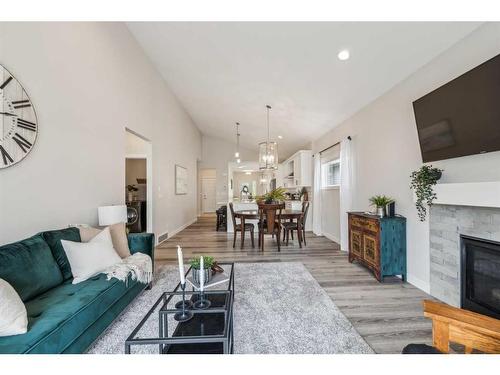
[316,136,351,155]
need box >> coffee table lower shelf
[162,309,227,354]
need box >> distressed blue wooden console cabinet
[348,212,407,282]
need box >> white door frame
[125,128,153,234]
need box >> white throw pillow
[78,223,131,258]
[61,227,122,284]
[0,278,28,337]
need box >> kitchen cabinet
[281,150,312,188]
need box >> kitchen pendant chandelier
[259,105,278,170]
[234,122,241,163]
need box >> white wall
[312,22,500,293]
[0,22,201,245]
[199,135,258,206]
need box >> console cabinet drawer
[364,219,378,233]
[351,216,378,233]
[351,216,365,229]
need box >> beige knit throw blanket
[104,253,153,286]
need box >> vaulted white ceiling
[127,22,480,159]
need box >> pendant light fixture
[259,105,278,170]
[234,122,241,163]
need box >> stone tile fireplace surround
[429,204,500,306]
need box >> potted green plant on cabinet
[369,195,395,217]
[410,165,443,221]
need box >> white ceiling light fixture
[259,105,278,170]
[337,49,350,61]
[278,135,283,139]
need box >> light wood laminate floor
[155,215,433,353]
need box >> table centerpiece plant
[256,187,286,204]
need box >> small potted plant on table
[369,195,395,218]
[190,256,215,284]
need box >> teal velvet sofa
[0,227,154,354]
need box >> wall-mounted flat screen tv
[413,53,500,162]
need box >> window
[322,158,340,188]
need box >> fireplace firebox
[461,235,500,319]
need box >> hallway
[155,216,433,353]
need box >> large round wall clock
[0,64,38,169]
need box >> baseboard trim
[406,273,430,294]
[322,232,340,245]
[156,218,197,245]
[170,218,197,239]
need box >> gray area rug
[87,262,373,354]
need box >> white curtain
[312,153,322,235]
[339,138,355,251]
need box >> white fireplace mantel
[433,181,500,208]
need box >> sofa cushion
[42,227,81,280]
[0,274,141,354]
[61,227,121,284]
[79,224,131,258]
[0,278,28,336]
[0,234,63,302]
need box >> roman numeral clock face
[0,64,38,169]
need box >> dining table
[233,209,304,248]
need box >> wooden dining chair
[229,202,255,248]
[282,201,310,247]
[258,203,284,252]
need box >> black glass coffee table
[125,262,234,354]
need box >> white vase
[377,206,386,218]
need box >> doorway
[199,168,217,214]
[125,129,153,233]
[201,178,216,213]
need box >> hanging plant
[410,165,443,221]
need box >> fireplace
[461,235,500,319]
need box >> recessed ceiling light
[245,172,252,175]
[337,49,350,61]
[278,135,283,139]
